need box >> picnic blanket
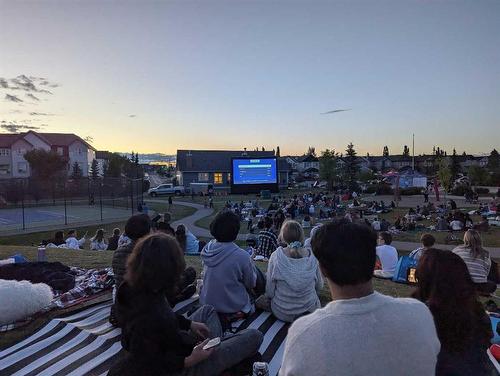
[0,296,289,376]
[0,268,114,334]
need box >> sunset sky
[1,0,499,156]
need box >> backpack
[392,256,418,284]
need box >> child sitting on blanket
[200,211,264,318]
[108,233,263,376]
[259,220,323,322]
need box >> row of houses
[0,131,96,179]
[172,149,493,191]
[286,153,489,175]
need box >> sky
[1,0,499,156]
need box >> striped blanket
[0,297,289,376]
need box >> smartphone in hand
[202,337,221,350]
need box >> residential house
[0,131,96,179]
[176,149,291,191]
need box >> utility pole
[412,133,415,171]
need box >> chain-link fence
[0,177,148,232]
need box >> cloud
[129,114,137,118]
[29,112,55,116]
[0,122,44,133]
[5,94,23,102]
[0,75,57,94]
[26,93,40,101]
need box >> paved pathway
[164,200,500,257]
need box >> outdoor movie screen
[231,158,278,185]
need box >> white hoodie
[266,246,323,322]
[65,236,85,250]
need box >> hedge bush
[451,185,473,196]
[475,187,490,194]
[400,187,423,196]
[364,184,394,195]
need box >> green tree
[134,153,140,165]
[383,146,389,157]
[487,149,499,172]
[450,148,461,180]
[437,158,453,195]
[342,143,360,191]
[106,153,125,177]
[71,162,83,180]
[358,169,375,183]
[319,149,338,190]
[306,146,316,157]
[403,145,410,157]
[90,159,100,179]
[102,161,108,177]
[468,165,489,186]
[24,149,68,179]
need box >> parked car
[148,183,185,197]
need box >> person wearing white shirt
[374,231,399,279]
[371,218,381,231]
[280,220,440,376]
[90,229,108,251]
[65,230,87,250]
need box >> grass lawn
[0,203,196,248]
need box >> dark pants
[174,305,263,376]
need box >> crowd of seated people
[108,231,263,376]
[104,204,498,375]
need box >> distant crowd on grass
[96,199,499,375]
[218,191,499,246]
[41,211,205,254]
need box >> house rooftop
[0,131,95,150]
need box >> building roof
[0,131,95,151]
[176,149,291,172]
[37,133,96,150]
[0,133,26,148]
[300,154,319,162]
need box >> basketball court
[0,204,132,233]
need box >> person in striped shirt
[452,230,495,294]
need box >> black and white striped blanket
[0,297,289,376]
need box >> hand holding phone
[202,337,221,350]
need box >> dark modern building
[176,149,291,191]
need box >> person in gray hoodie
[200,211,258,315]
[265,220,323,322]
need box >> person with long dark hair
[90,229,107,251]
[108,233,262,376]
[412,248,494,375]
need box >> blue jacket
[185,232,199,254]
[200,240,256,314]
